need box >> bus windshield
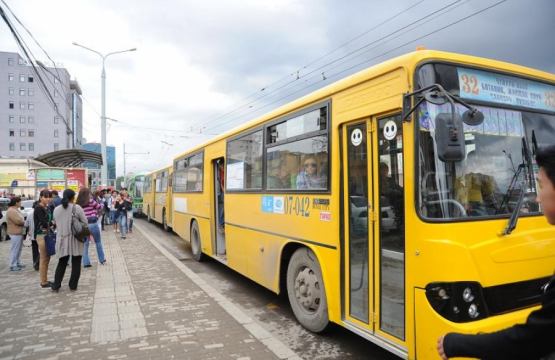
[134,180,144,198]
[418,102,554,220]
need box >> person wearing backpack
[51,189,87,293]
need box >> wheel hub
[294,267,321,313]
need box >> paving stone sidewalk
[0,223,298,360]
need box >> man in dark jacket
[48,190,62,213]
[437,145,555,360]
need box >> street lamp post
[72,42,136,187]
[123,143,149,188]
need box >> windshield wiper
[501,137,533,235]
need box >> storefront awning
[35,149,103,168]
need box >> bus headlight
[425,282,489,323]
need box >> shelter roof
[35,149,103,168]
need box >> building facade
[0,51,84,158]
[82,142,116,188]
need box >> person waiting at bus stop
[77,188,106,268]
[7,196,26,271]
[437,145,555,360]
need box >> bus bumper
[414,288,537,360]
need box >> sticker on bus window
[383,120,397,140]
[320,212,331,221]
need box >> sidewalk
[0,223,300,360]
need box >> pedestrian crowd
[5,186,135,294]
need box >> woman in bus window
[296,154,327,190]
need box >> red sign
[320,212,331,222]
[66,170,86,192]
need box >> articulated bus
[126,172,148,215]
[143,166,173,231]
[163,50,554,359]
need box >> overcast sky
[1,0,553,178]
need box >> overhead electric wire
[189,0,428,133]
[198,0,506,136]
[0,4,73,136]
[193,0,464,133]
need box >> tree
[116,176,124,190]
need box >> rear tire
[147,207,152,223]
[190,220,207,262]
[287,247,329,333]
[0,224,6,242]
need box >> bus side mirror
[435,112,465,162]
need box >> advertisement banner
[0,173,26,187]
[37,169,65,181]
[67,169,86,192]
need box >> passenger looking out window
[296,154,327,190]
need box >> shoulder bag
[72,204,90,243]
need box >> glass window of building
[28,102,34,110]
[28,130,34,137]
[28,116,34,123]
[54,77,59,84]
[28,75,33,82]
[19,74,25,82]
[54,90,59,97]
[8,73,13,81]
[20,143,26,151]
[9,115,14,123]
[54,129,59,138]
[29,143,34,151]
[54,116,59,124]
[9,101,14,109]
[9,129,14,137]
[8,58,13,66]
[20,116,25,123]
[54,103,58,111]
[54,143,59,151]
[19,102,25,110]
[19,88,25,96]
[20,130,26,137]
[9,143,14,151]
[8,87,14,95]
[28,88,33,96]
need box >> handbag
[71,204,90,243]
[22,232,32,247]
[45,232,56,256]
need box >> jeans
[83,223,106,266]
[218,191,225,226]
[9,234,23,268]
[53,255,82,291]
[119,214,127,237]
[128,211,134,230]
[110,211,117,224]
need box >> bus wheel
[163,209,170,232]
[190,220,206,262]
[147,207,152,223]
[287,247,329,333]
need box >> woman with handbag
[77,188,106,268]
[52,189,87,293]
[24,201,39,270]
[34,190,54,289]
[7,196,26,271]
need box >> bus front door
[343,115,407,354]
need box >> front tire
[190,220,207,262]
[287,247,329,333]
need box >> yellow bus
[168,49,555,359]
[143,165,173,231]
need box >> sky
[0,0,554,178]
